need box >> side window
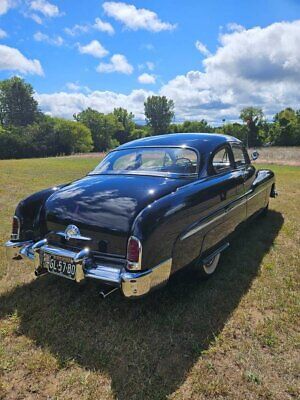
[211,146,232,174]
[231,144,248,167]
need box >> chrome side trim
[225,197,247,213]
[180,211,225,241]
[246,185,268,201]
[180,183,272,241]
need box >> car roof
[117,133,241,153]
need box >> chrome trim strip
[180,211,225,241]
[226,197,247,213]
[247,185,268,201]
[181,183,272,241]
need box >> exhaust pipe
[99,286,119,299]
[34,266,48,277]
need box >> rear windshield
[89,147,199,178]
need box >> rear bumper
[4,240,172,298]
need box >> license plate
[42,253,76,280]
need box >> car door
[232,144,266,217]
[201,144,244,254]
[222,143,248,233]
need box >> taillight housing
[126,236,142,270]
[11,216,20,241]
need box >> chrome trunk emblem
[61,225,91,241]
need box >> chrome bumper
[4,240,172,298]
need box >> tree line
[0,77,300,159]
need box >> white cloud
[160,20,300,121]
[36,89,152,119]
[138,61,155,71]
[30,13,43,24]
[226,22,245,32]
[0,27,7,38]
[138,73,156,84]
[0,0,12,15]
[94,17,115,35]
[34,31,63,46]
[0,44,43,75]
[195,40,211,57]
[30,0,60,17]
[103,1,176,32]
[97,54,133,74]
[65,23,89,36]
[65,17,114,36]
[66,82,91,93]
[78,40,108,58]
[32,20,300,123]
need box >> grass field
[251,147,300,166]
[0,157,299,400]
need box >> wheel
[193,252,221,279]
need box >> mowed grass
[0,156,299,400]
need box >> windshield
[89,147,199,178]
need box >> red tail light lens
[11,216,20,240]
[127,236,142,270]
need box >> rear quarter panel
[131,173,240,273]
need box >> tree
[74,108,120,151]
[240,107,264,147]
[0,76,40,126]
[113,107,135,144]
[219,122,248,143]
[144,96,174,135]
[0,117,93,159]
[52,119,93,155]
[269,108,300,146]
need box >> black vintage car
[5,133,277,298]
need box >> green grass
[0,157,299,400]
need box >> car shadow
[0,210,283,400]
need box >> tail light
[127,236,142,270]
[11,216,20,241]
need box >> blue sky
[1,0,300,123]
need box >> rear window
[90,147,199,178]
